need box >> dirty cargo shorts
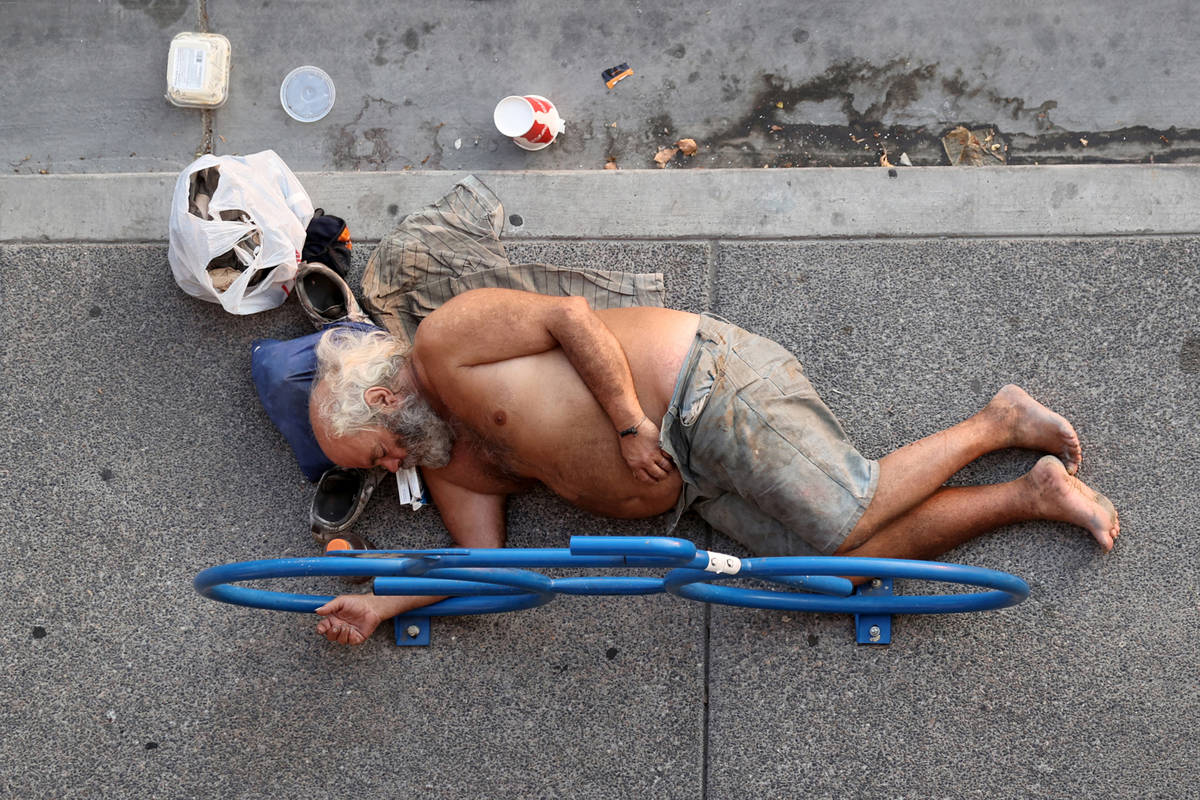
[361,174,666,344]
[659,315,879,556]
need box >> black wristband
[619,416,647,437]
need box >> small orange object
[324,537,353,554]
[602,63,634,89]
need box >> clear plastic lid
[280,66,336,122]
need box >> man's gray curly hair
[313,327,411,437]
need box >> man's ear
[363,385,400,410]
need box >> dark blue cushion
[251,321,380,482]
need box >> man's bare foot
[1026,455,1119,551]
[988,385,1083,474]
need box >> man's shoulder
[410,304,452,361]
[411,291,479,349]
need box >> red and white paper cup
[493,94,566,151]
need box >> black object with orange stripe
[602,63,633,89]
[302,208,353,278]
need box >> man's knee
[833,520,872,555]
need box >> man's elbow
[554,295,594,327]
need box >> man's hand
[315,594,383,646]
[619,416,675,483]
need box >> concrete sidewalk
[5,0,1199,795]
[7,0,1200,175]
[6,165,1200,242]
[1,167,1197,799]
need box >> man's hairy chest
[435,420,534,494]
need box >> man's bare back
[414,306,700,518]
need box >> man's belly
[550,464,683,519]
[458,351,684,518]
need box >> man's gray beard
[380,393,455,469]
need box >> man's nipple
[493,410,507,426]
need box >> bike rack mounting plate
[854,578,893,645]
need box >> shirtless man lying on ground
[308,288,1119,645]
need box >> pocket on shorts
[680,365,715,426]
[731,337,814,398]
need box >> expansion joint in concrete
[703,240,718,315]
[701,601,712,799]
[198,110,214,159]
[700,525,714,799]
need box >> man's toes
[1097,513,1120,549]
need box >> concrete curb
[2,165,1199,243]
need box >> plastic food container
[280,66,336,122]
[166,32,232,108]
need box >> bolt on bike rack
[194,536,1030,646]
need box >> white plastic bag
[168,150,314,314]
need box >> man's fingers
[628,450,676,482]
[635,462,667,482]
[315,597,347,616]
[317,616,359,645]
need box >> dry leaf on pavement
[941,126,1005,165]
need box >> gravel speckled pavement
[2,174,1197,797]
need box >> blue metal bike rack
[194,536,1030,645]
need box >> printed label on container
[173,47,207,92]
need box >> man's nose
[381,457,402,473]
